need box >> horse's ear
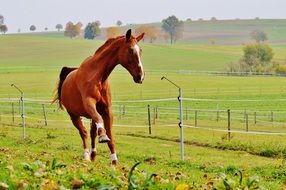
[136,33,145,42]
[126,29,131,42]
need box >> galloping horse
[53,29,145,165]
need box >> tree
[162,15,184,44]
[186,18,192,22]
[135,25,147,42]
[135,25,158,43]
[30,25,36,32]
[55,24,63,31]
[146,26,158,43]
[242,43,274,67]
[210,17,217,21]
[0,15,3,25]
[84,22,101,40]
[116,20,123,27]
[250,29,268,43]
[0,25,8,34]
[75,22,83,35]
[163,32,170,43]
[64,21,81,38]
[106,27,121,38]
[45,27,48,31]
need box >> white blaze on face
[134,44,144,81]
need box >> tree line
[0,13,184,44]
[61,16,184,44]
[0,15,8,34]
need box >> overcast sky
[1,0,286,33]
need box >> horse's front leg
[83,98,110,143]
[102,106,118,165]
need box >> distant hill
[17,19,286,45]
[120,19,286,45]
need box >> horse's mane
[94,36,125,55]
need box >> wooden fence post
[254,112,256,125]
[122,105,125,116]
[194,110,198,127]
[42,104,47,126]
[118,105,122,120]
[12,102,15,124]
[227,109,231,141]
[147,105,151,135]
[271,111,274,123]
[155,107,158,119]
[245,113,248,132]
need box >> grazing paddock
[1,34,286,189]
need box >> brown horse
[53,29,145,164]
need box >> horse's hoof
[98,135,110,143]
[83,157,91,162]
[90,151,96,161]
[111,160,119,166]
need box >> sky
[1,0,286,33]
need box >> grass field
[1,28,286,189]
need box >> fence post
[155,107,158,119]
[11,102,15,124]
[227,109,231,141]
[271,111,274,123]
[153,107,156,125]
[194,110,198,127]
[147,105,151,135]
[245,113,248,132]
[118,105,122,120]
[254,112,256,125]
[42,104,48,126]
[122,105,125,116]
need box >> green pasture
[1,32,286,189]
[0,126,285,189]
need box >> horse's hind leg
[90,121,97,161]
[69,114,90,161]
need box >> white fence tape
[182,124,286,136]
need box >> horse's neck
[84,43,120,83]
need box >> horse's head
[118,29,145,84]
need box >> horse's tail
[52,66,77,109]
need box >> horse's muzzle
[134,74,144,84]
